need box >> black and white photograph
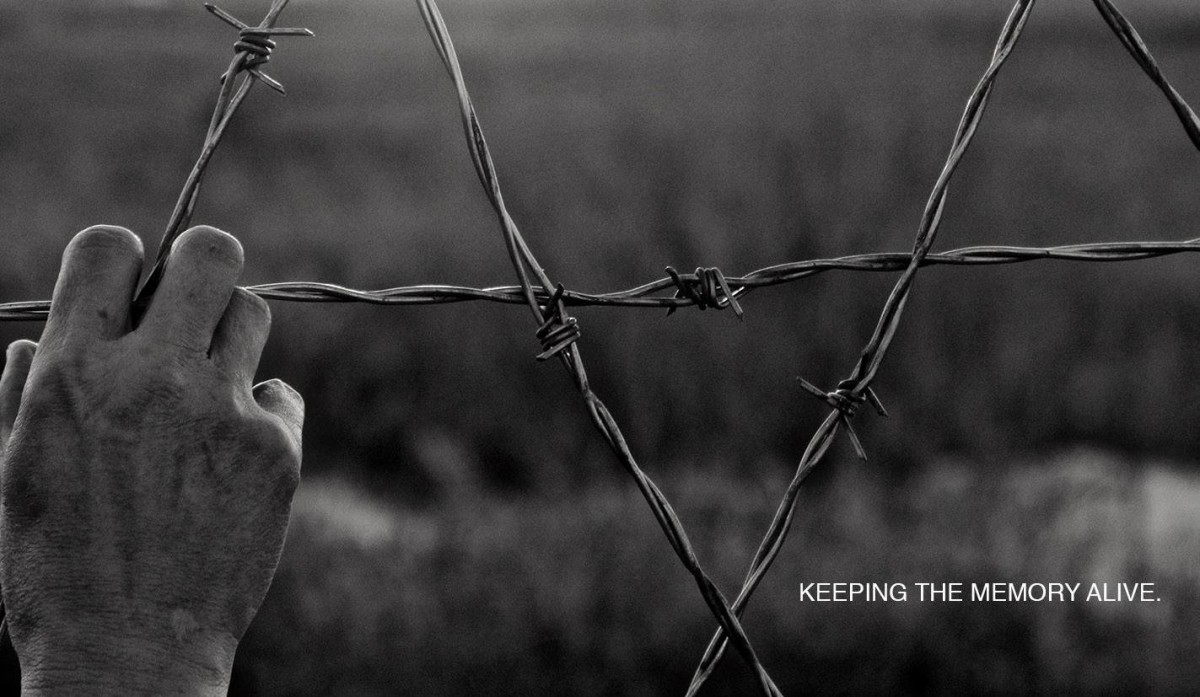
[0,0,1197,694]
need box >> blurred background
[2,0,1200,693]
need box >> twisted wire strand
[1092,0,1200,149]
[417,1,783,693]
[686,0,1200,690]
[3,239,1198,321]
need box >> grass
[232,450,1200,695]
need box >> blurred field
[232,450,1200,695]
[1,0,1200,693]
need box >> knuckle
[173,225,244,271]
[113,345,197,406]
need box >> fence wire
[0,0,1197,693]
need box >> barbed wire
[0,0,1195,693]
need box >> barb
[536,284,581,361]
[207,3,314,95]
[665,266,744,318]
[797,378,887,462]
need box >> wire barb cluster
[535,284,580,361]
[665,266,744,318]
[0,0,1197,694]
[206,3,314,95]
[797,378,888,462]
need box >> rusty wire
[0,0,1196,693]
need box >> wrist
[15,608,237,696]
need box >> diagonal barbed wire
[416,0,784,692]
[0,0,1196,693]
[1092,0,1200,150]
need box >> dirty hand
[0,225,303,695]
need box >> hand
[0,225,304,696]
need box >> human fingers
[42,226,143,345]
[0,340,36,448]
[138,226,243,354]
[210,288,270,386]
[253,379,304,461]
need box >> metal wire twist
[1091,0,1200,149]
[0,0,1196,693]
[535,284,581,361]
[207,3,314,95]
[665,266,744,318]
[797,377,888,463]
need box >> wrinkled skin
[0,225,303,695]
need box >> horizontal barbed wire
[1,239,1197,320]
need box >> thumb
[1,340,37,448]
[253,378,304,454]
